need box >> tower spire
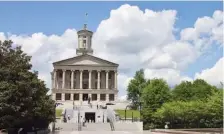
[76,13,93,56]
[84,13,88,30]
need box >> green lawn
[115,110,140,119]
[56,109,62,117]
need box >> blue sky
[0,2,223,97]
[0,1,222,34]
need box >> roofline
[53,54,119,66]
[54,64,118,67]
[77,29,93,34]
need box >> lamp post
[137,94,143,122]
[53,102,62,132]
[125,105,131,121]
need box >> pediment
[53,54,118,67]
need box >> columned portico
[62,70,66,89]
[71,70,74,89]
[114,71,117,89]
[53,70,57,88]
[106,71,109,89]
[80,70,83,89]
[89,70,92,89]
[97,71,100,89]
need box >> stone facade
[51,24,119,106]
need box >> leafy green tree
[191,79,214,100]
[141,78,171,129]
[141,78,171,109]
[0,40,55,132]
[172,79,215,101]
[127,69,147,109]
[172,81,193,101]
[154,90,223,129]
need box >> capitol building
[51,24,119,107]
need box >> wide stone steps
[55,122,142,131]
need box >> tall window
[74,94,79,100]
[83,40,87,48]
[92,94,97,101]
[109,94,114,101]
[59,72,62,78]
[109,73,112,79]
[100,94,106,101]
[65,93,70,100]
[56,93,61,100]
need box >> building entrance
[83,94,88,101]
[85,112,95,123]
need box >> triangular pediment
[53,54,118,66]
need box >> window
[65,93,70,100]
[83,36,86,38]
[59,72,62,78]
[95,82,97,89]
[56,93,61,100]
[92,94,97,101]
[109,73,112,79]
[100,94,106,101]
[74,94,79,100]
[83,83,88,89]
[109,94,114,101]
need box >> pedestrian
[165,124,169,129]
[67,114,70,122]
[97,104,98,109]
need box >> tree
[172,79,215,101]
[154,90,223,129]
[172,81,194,101]
[0,40,55,132]
[191,79,214,100]
[127,69,147,109]
[141,78,171,129]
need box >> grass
[115,110,140,119]
[56,109,62,117]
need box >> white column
[52,93,56,100]
[62,70,66,89]
[71,70,74,89]
[70,93,74,101]
[80,70,83,89]
[114,71,117,89]
[79,93,83,101]
[62,93,65,101]
[106,94,109,102]
[53,70,57,88]
[89,70,92,89]
[88,93,91,100]
[97,94,100,101]
[115,94,118,101]
[106,71,109,89]
[97,70,100,89]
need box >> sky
[0,2,223,100]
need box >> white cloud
[195,57,224,86]
[0,5,223,97]
[117,74,132,96]
[180,10,223,48]
[144,68,192,87]
[118,95,127,101]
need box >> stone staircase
[55,122,143,131]
[56,101,143,132]
[82,122,143,131]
